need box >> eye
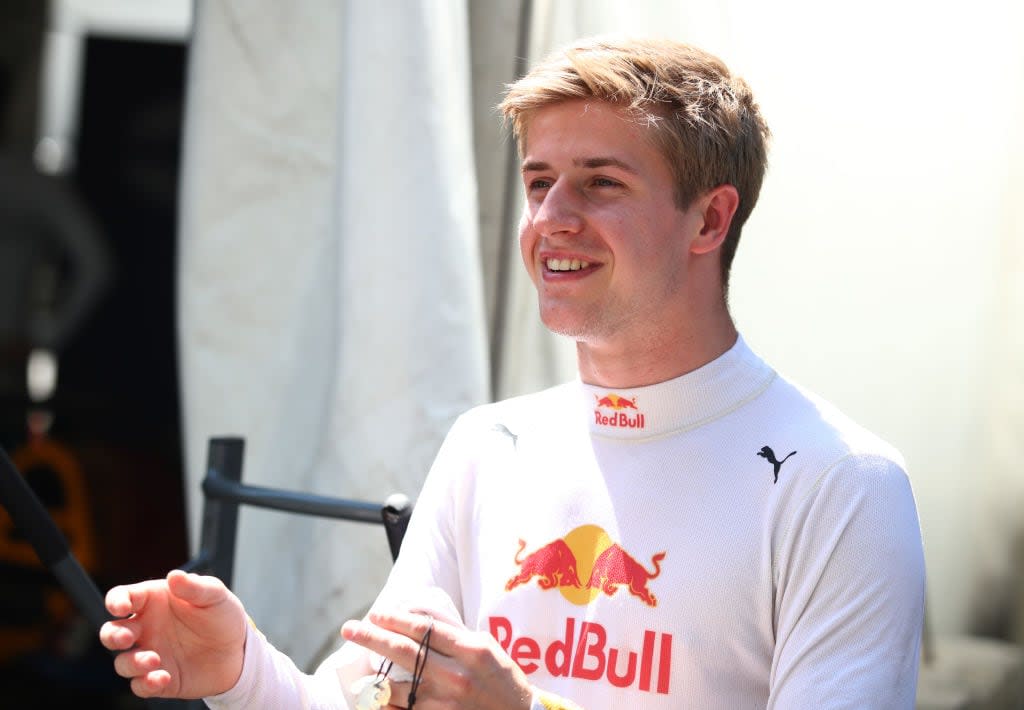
[591,176,622,188]
[526,177,553,191]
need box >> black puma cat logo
[757,446,796,483]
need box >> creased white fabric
[179,0,487,667]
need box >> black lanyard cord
[406,616,434,710]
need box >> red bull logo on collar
[594,393,646,429]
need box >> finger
[105,580,160,618]
[99,618,140,650]
[166,569,229,608]
[341,617,432,676]
[130,669,172,698]
[366,610,436,640]
[113,648,163,680]
[368,610,461,657]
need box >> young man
[101,37,926,709]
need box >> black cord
[376,655,393,681]
[406,616,434,710]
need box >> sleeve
[369,411,478,614]
[768,454,926,709]
[204,414,477,709]
[203,622,352,709]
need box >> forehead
[521,99,667,168]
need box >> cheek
[518,214,536,268]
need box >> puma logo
[493,423,518,449]
[757,445,796,483]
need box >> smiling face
[518,99,711,361]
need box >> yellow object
[537,691,585,710]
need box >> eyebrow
[521,156,639,174]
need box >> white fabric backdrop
[178,0,1024,666]
[178,0,488,666]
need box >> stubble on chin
[537,303,612,343]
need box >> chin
[539,309,600,341]
[539,313,581,339]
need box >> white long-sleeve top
[207,336,926,709]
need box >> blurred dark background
[1,2,190,706]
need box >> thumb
[166,569,230,608]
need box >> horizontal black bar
[202,468,383,524]
[177,551,211,573]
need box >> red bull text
[500,528,671,691]
[594,393,645,429]
[490,616,673,694]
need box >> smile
[546,258,591,272]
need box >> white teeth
[546,258,591,272]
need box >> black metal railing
[0,435,412,710]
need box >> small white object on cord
[351,674,391,710]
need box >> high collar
[578,335,775,440]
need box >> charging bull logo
[594,394,646,429]
[506,538,583,591]
[506,525,664,607]
[595,394,637,410]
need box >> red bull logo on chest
[594,393,646,429]
[505,525,665,607]
[490,615,672,694]
[497,525,672,693]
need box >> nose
[529,179,583,238]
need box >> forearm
[204,623,348,710]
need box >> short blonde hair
[500,36,770,289]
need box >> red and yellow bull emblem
[594,394,645,429]
[505,525,665,607]
[496,526,672,693]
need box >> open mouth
[545,258,591,272]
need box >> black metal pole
[195,436,244,588]
[0,445,111,633]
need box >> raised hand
[99,569,248,699]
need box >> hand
[342,610,533,710]
[99,569,248,699]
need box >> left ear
[689,184,739,255]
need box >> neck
[576,308,738,389]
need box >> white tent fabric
[178,1,488,666]
[179,0,1024,668]
[466,2,577,400]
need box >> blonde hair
[500,36,770,288]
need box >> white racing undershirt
[206,336,925,709]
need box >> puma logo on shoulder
[493,423,518,449]
[757,445,796,483]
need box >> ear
[689,184,740,255]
